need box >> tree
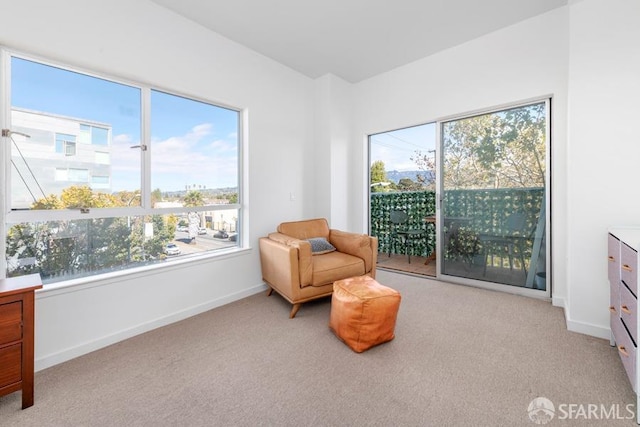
[413,103,546,190]
[151,188,163,206]
[370,160,391,193]
[58,185,120,208]
[397,178,421,191]
[128,214,174,261]
[6,186,169,279]
[114,190,140,207]
[410,150,436,190]
[183,190,205,207]
[370,160,387,183]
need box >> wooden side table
[0,274,42,409]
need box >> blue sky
[11,57,239,193]
[370,123,436,174]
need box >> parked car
[213,230,229,239]
[228,233,238,242]
[177,226,188,232]
[164,243,181,255]
[197,227,207,235]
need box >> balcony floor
[376,252,533,289]
[376,252,436,277]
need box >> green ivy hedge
[370,191,436,256]
[370,188,544,258]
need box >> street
[169,230,237,255]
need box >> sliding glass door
[368,124,437,276]
[438,101,549,293]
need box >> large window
[2,53,242,285]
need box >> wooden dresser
[608,228,640,423]
[0,274,42,409]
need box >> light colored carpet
[0,270,636,426]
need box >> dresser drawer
[611,280,621,317]
[0,343,22,388]
[612,317,637,391]
[609,233,621,285]
[621,283,638,344]
[621,242,638,297]
[0,301,22,345]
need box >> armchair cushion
[311,251,365,287]
[307,237,337,255]
[278,218,330,240]
[330,229,375,274]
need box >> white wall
[0,0,316,370]
[313,74,353,229]
[350,8,570,303]
[566,0,640,336]
[347,0,640,339]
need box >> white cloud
[109,124,239,192]
[150,123,238,191]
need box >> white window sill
[35,246,252,299]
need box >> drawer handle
[610,305,617,313]
[622,264,633,272]
[621,305,632,315]
[618,345,630,358]
[609,256,615,262]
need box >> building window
[79,124,91,144]
[91,175,110,189]
[2,52,242,285]
[79,124,109,146]
[68,168,90,182]
[54,168,89,182]
[55,133,76,156]
[92,126,109,146]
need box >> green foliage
[6,217,133,279]
[371,191,436,257]
[397,178,421,191]
[59,185,121,208]
[220,193,238,203]
[445,227,480,261]
[6,185,180,281]
[114,190,141,207]
[183,190,204,207]
[441,103,545,190]
[370,160,387,183]
[410,150,436,190]
[371,187,544,259]
[151,188,163,205]
[370,160,390,193]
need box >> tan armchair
[259,218,378,318]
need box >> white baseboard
[35,283,267,371]
[565,315,610,340]
[552,295,565,308]
[552,295,609,339]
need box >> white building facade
[11,108,112,209]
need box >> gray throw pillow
[307,237,336,255]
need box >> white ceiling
[151,0,568,83]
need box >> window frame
[0,47,245,283]
[55,133,77,156]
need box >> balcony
[371,188,545,289]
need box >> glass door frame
[434,97,551,299]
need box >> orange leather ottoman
[329,276,401,353]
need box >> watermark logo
[528,397,555,425]
[527,397,636,423]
